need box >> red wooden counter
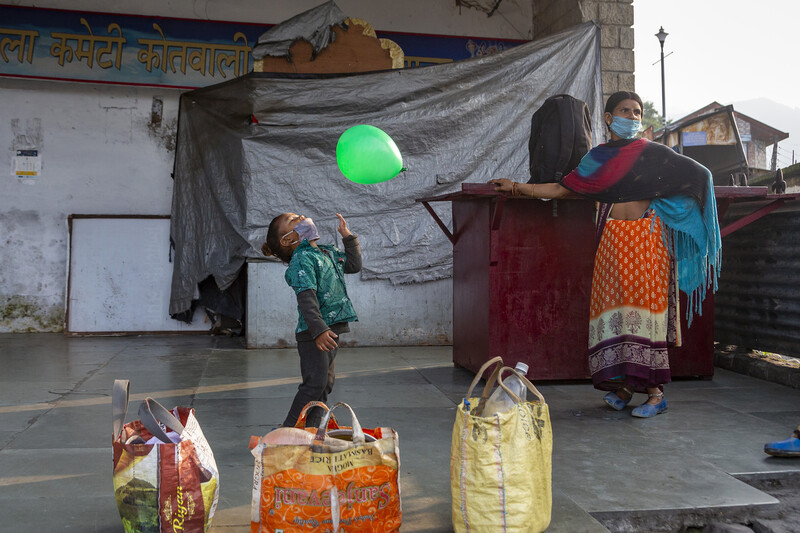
[416,183,736,380]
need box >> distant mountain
[731,98,800,168]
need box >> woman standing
[490,91,721,417]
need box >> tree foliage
[642,100,664,130]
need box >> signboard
[381,31,521,67]
[12,149,41,177]
[682,131,707,147]
[0,4,526,89]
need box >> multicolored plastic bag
[250,401,402,533]
[111,380,219,533]
[450,357,553,533]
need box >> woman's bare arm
[488,178,574,199]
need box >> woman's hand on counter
[488,178,515,194]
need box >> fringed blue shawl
[650,170,722,325]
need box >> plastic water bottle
[483,362,529,416]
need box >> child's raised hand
[335,213,352,238]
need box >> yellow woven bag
[450,357,553,532]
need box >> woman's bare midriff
[610,200,651,220]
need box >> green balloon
[336,125,404,184]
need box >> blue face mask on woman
[609,116,641,139]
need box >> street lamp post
[655,26,668,143]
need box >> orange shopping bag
[250,402,402,533]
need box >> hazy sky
[633,0,799,119]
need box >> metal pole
[660,41,666,143]
[656,27,668,144]
[771,140,778,171]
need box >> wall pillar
[533,0,634,103]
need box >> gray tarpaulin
[169,21,603,317]
[251,1,347,61]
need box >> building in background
[644,102,789,186]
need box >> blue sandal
[631,392,668,418]
[603,386,634,411]
[764,430,800,457]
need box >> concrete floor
[1,334,799,532]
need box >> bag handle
[112,379,130,441]
[465,356,503,399]
[315,402,365,446]
[465,356,505,415]
[494,366,546,404]
[138,397,186,444]
[296,401,339,430]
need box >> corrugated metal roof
[716,205,800,356]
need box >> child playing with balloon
[262,212,361,428]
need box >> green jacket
[284,238,359,335]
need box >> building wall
[5,0,534,40]
[0,0,534,333]
[247,263,452,348]
[750,139,768,170]
[736,116,769,170]
[533,0,634,102]
[1,79,180,331]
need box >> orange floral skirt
[588,212,678,392]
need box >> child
[262,212,361,428]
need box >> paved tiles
[1,334,799,532]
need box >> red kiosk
[417,183,717,380]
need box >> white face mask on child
[283,218,320,245]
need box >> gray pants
[282,339,337,428]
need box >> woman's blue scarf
[650,166,722,325]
